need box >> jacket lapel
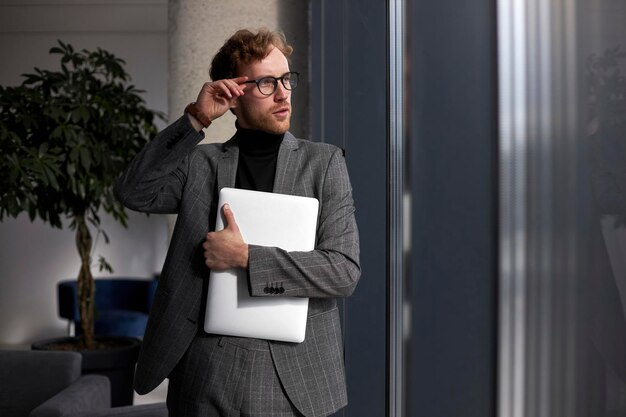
[273,132,300,195]
[218,132,300,194]
[217,136,239,190]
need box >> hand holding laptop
[203,203,249,270]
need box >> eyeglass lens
[258,72,298,95]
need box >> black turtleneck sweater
[234,126,284,192]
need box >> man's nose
[274,82,288,101]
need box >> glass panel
[498,0,626,415]
[581,1,626,414]
[406,1,498,416]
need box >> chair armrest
[29,374,111,417]
[70,403,168,417]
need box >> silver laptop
[203,187,319,343]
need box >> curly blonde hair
[210,28,293,81]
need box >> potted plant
[0,41,163,405]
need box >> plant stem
[75,215,94,349]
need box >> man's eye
[259,78,275,87]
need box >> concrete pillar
[168,0,309,143]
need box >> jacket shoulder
[287,134,343,157]
[189,139,235,163]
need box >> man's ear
[230,96,240,110]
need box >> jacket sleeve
[247,148,361,298]
[114,115,204,214]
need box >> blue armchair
[58,278,158,338]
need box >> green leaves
[0,40,164,231]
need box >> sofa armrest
[29,374,110,417]
[70,403,168,417]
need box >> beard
[236,104,291,134]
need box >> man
[115,29,360,417]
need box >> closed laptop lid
[204,187,319,343]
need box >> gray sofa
[0,350,167,417]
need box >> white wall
[0,0,169,345]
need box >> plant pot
[32,336,141,407]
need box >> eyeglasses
[243,72,299,96]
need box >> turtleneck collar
[235,122,284,156]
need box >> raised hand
[188,76,248,130]
[197,77,248,120]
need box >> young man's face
[233,46,292,134]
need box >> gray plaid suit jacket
[114,115,361,417]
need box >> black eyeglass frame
[243,71,299,96]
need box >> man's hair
[210,28,293,81]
